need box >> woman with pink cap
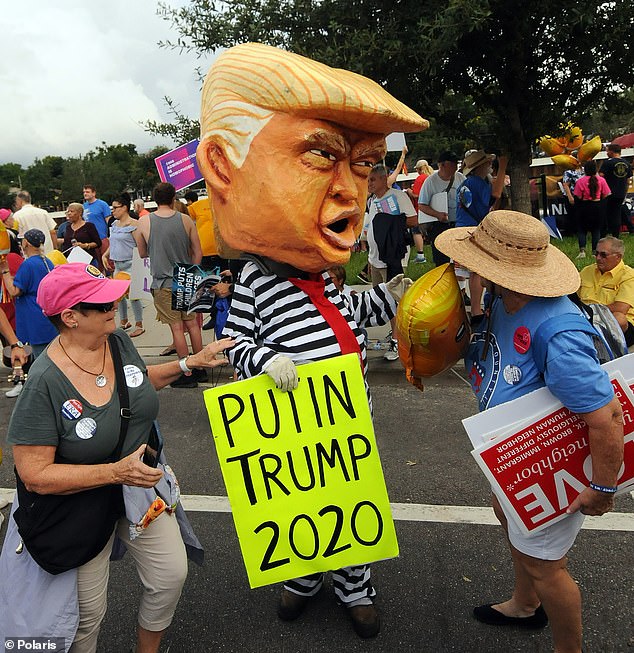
[0,262,233,652]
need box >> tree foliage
[1,143,169,210]
[157,0,634,211]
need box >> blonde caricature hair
[199,42,428,169]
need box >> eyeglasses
[111,204,123,210]
[595,251,618,258]
[77,301,115,313]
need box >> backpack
[532,303,627,373]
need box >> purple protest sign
[154,139,204,191]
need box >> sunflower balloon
[538,122,602,170]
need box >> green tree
[130,145,171,198]
[157,0,634,211]
[23,156,64,208]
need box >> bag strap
[532,314,604,374]
[108,333,131,461]
[444,173,455,195]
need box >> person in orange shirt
[184,191,227,271]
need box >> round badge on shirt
[61,399,83,420]
[513,326,531,354]
[503,364,522,385]
[76,417,97,440]
[124,364,144,388]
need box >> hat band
[471,222,549,265]
[466,155,489,171]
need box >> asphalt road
[1,354,633,653]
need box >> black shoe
[277,589,310,621]
[191,368,208,382]
[348,604,380,638]
[170,374,198,389]
[473,603,548,629]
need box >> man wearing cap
[418,152,465,266]
[599,143,633,237]
[11,191,57,254]
[0,229,57,362]
[196,42,427,638]
[436,210,624,653]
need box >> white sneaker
[383,339,399,361]
[414,253,427,263]
[576,251,586,259]
[5,383,23,398]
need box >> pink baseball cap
[0,209,10,222]
[37,263,131,316]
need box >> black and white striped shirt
[223,262,396,393]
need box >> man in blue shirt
[82,184,111,239]
[437,210,624,653]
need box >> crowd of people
[0,41,632,653]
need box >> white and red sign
[463,356,634,536]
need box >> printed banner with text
[203,354,398,588]
[154,139,204,191]
[171,264,221,313]
[467,367,634,536]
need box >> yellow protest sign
[203,353,398,588]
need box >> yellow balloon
[395,263,471,390]
[577,135,602,163]
[551,154,580,170]
[46,249,67,266]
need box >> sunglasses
[595,251,617,258]
[77,301,115,313]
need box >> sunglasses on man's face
[77,301,115,313]
[595,250,618,259]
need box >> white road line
[1,489,632,532]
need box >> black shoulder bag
[13,334,131,575]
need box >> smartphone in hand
[143,423,163,468]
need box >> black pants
[604,196,624,238]
[577,200,605,253]
[427,221,453,266]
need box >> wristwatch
[11,341,25,349]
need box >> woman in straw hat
[436,210,623,653]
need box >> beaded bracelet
[589,482,618,494]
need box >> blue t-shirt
[13,255,58,345]
[466,295,613,413]
[83,198,111,239]
[456,175,492,227]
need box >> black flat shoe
[160,347,177,356]
[473,603,548,629]
[277,589,310,621]
[348,604,380,638]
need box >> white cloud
[0,0,217,165]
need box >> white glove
[264,356,298,392]
[385,274,413,303]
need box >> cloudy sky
[1,0,219,166]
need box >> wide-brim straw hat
[462,149,495,175]
[435,210,580,297]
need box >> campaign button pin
[76,417,97,440]
[61,399,83,420]
[124,364,144,388]
[503,364,522,385]
[513,326,531,354]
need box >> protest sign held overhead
[154,139,204,191]
[203,354,398,589]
